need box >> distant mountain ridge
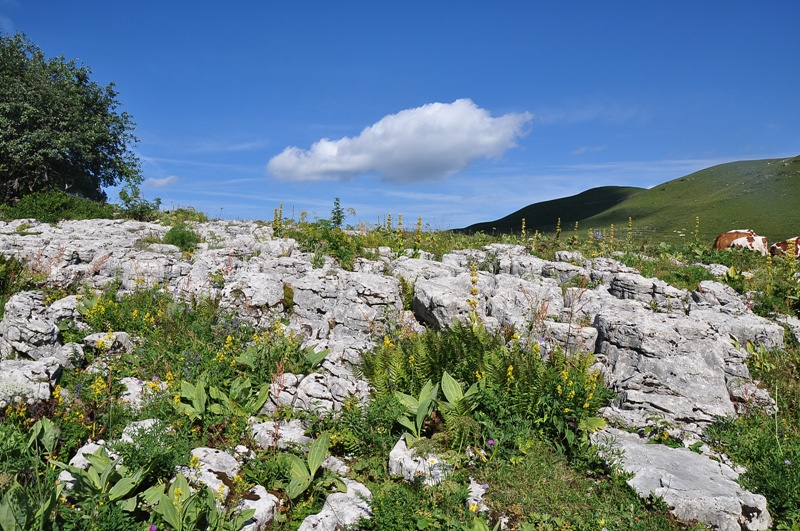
[458,156,800,243]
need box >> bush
[0,190,118,223]
[162,224,201,252]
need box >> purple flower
[784,459,792,466]
[487,439,495,447]
[149,525,157,531]
[481,483,489,490]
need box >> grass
[458,155,800,244]
[1,197,800,529]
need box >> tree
[0,32,142,204]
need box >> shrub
[0,190,118,223]
[162,224,201,252]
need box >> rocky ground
[1,218,794,530]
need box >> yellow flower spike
[469,503,478,512]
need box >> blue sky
[3,2,799,229]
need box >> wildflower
[512,332,519,340]
[583,402,589,409]
[469,503,477,512]
[561,370,568,381]
[428,457,438,465]
[487,439,495,447]
[506,365,514,380]
[408,354,415,366]
[481,483,489,489]
[556,385,563,395]
[564,408,570,413]
[383,336,395,348]
[150,525,157,531]
[784,459,792,466]
[189,454,201,469]
[173,487,183,499]
[173,394,181,404]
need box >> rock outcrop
[0,219,788,530]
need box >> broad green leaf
[180,381,196,399]
[394,390,420,411]
[307,432,330,477]
[331,477,348,494]
[415,398,433,435]
[156,493,181,530]
[578,416,607,433]
[170,473,192,504]
[192,381,207,414]
[247,383,271,415]
[208,403,225,415]
[118,495,138,512]
[286,475,313,500]
[87,465,102,491]
[303,347,329,369]
[396,415,415,434]
[108,476,139,502]
[0,483,29,531]
[284,454,308,480]
[441,371,463,404]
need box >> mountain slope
[458,186,644,235]
[458,156,800,242]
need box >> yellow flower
[563,408,570,413]
[173,394,181,404]
[383,336,395,348]
[556,385,562,395]
[189,454,201,469]
[469,503,477,512]
[408,354,415,366]
[561,370,568,381]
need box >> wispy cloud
[571,145,606,156]
[536,103,649,126]
[143,175,179,188]
[189,138,272,153]
[266,99,533,183]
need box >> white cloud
[143,175,180,188]
[266,99,533,183]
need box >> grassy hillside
[459,156,800,244]
[458,185,644,235]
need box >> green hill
[459,156,800,243]
[459,186,644,235]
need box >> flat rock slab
[596,428,771,531]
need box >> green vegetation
[0,33,141,204]
[163,223,202,252]
[460,156,800,243]
[1,191,800,529]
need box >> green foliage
[0,254,34,319]
[158,206,209,225]
[330,197,345,228]
[706,413,800,524]
[0,190,118,223]
[51,446,147,514]
[0,32,141,204]
[163,223,201,252]
[283,432,347,502]
[394,380,439,444]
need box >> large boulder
[596,428,771,531]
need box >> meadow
[1,193,799,530]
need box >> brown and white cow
[769,237,800,258]
[712,229,769,256]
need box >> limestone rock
[298,478,371,531]
[595,428,771,531]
